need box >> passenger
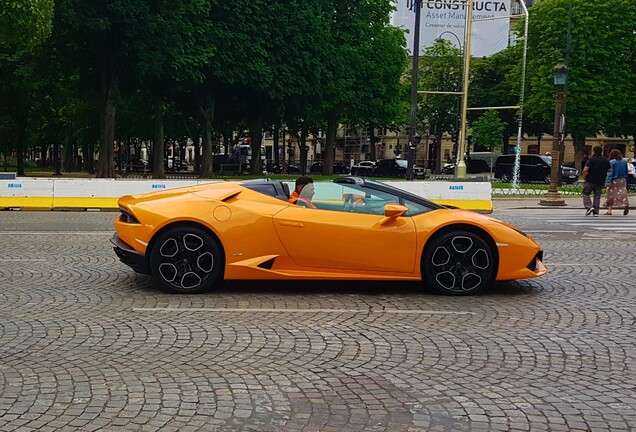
[289,176,317,209]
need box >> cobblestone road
[1,211,635,431]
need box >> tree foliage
[0,0,54,48]
[471,110,506,151]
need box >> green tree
[54,0,214,178]
[349,25,407,164]
[471,110,506,152]
[525,0,636,167]
[470,45,521,151]
[320,0,405,175]
[417,40,463,172]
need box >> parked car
[442,158,490,175]
[265,162,301,174]
[395,159,427,179]
[494,154,579,184]
[128,158,148,173]
[166,157,188,172]
[372,158,406,178]
[309,161,350,175]
[113,177,546,295]
[351,160,376,177]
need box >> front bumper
[111,234,151,274]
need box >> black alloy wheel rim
[157,233,214,290]
[430,235,490,293]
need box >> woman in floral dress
[604,149,629,215]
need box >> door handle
[278,221,304,228]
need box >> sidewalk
[493,195,635,210]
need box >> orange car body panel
[114,181,546,282]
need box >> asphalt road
[0,208,635,431]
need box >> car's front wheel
[422,230,495,295]
[149,225,223,294]
[500,173,511,183]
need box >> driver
[289,176,317,209]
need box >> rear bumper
[111,234,150,274]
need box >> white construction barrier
[384,181,492,212]
[0,178,214,210]
[0,178,492,212]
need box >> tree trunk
[297,128,309,175]
[273,126,280,166]
[87,140,96,174]
[434,131,444,173]
[324,117,338,175]
[16,116,27,176]
[369,125,377,161]
[200,101,214,177]
[249,114,264,175]
[193,133,201,173]
[97,90,116,178]
[63,131,73,172]
[572,134,586,172]
[153,100,166,179]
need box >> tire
[544,175,551,184]
[149,225,223,294]
[500,173,511,183]
[422,230,495,295]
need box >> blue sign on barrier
[7,183,22,188]
[151,184,166,189]
[448,185,464,190]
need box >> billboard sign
[391,0,511,57]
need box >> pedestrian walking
[582,146,610,216]
[603,148,630,216]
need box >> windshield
[396,159,407,168]
[540,155,552,165]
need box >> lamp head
[553,61,568,90]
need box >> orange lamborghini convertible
[112,177,546,295]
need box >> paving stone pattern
[0,215,635,431]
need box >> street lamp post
[407,0,422,181]
[539,62,568,206]
[456,0,474,179]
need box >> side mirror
[380,204,409,225]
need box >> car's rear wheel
[422,230,495,295]
[149,226,223,294]
[544,174,551,184]
[500,173,511,183]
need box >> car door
[273,182,417,273]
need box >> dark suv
[372,158,407,178]
[494,154,579,184]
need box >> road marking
[133,307,475,315]
[0,258,46,262]
[0,231,113,235]
[524,230,578,233]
